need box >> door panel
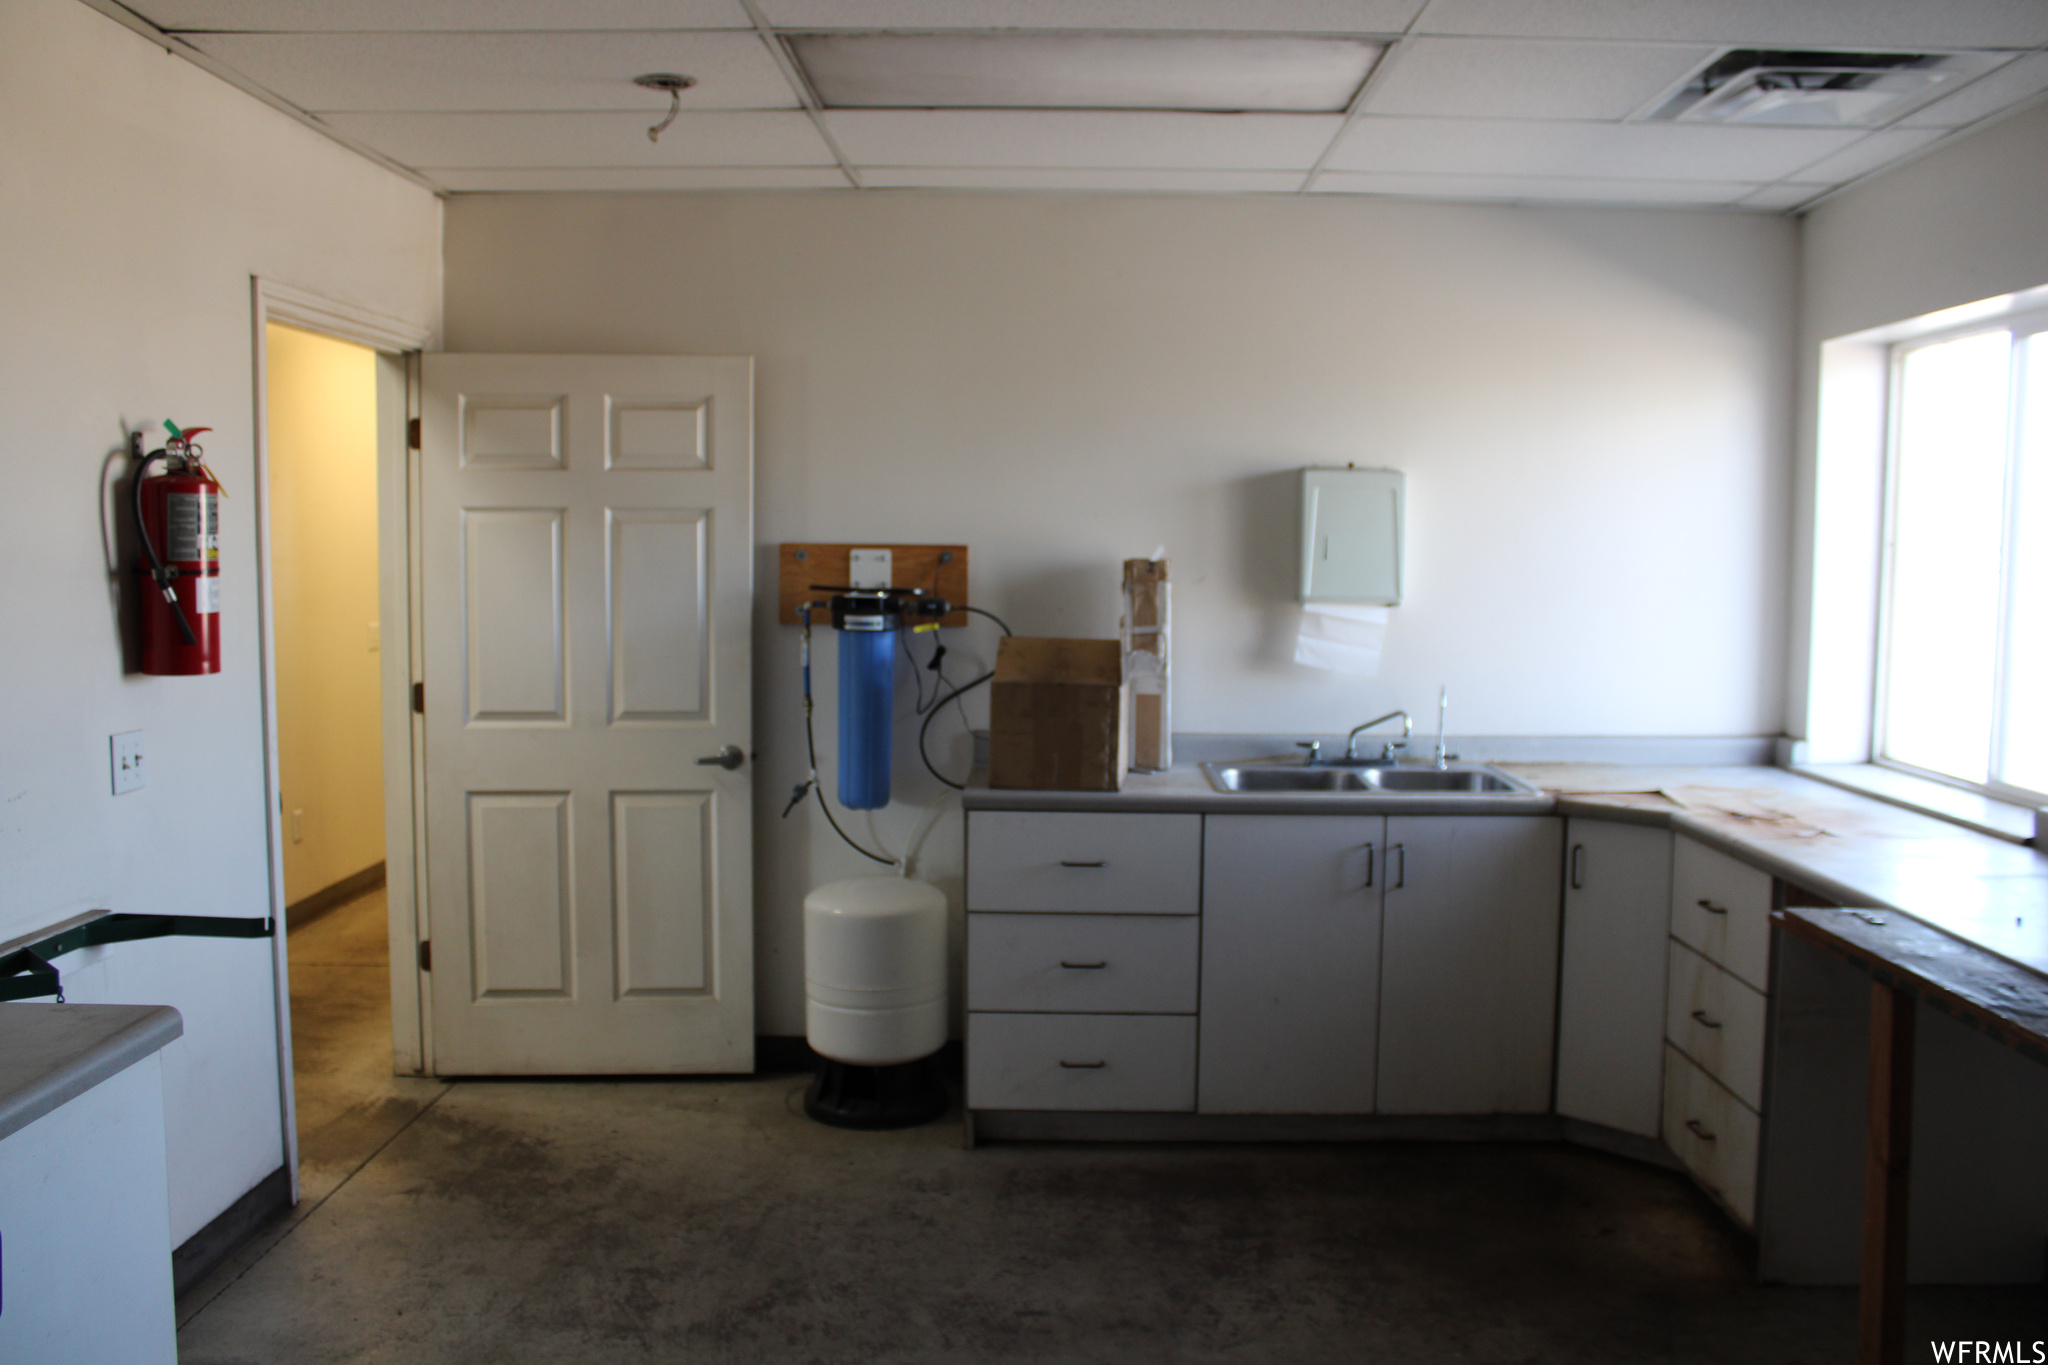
[421,353,753,1074]
[612,791,713,997]
[1199,813,1383,1115]
[463,508,565,723]
[607,508,708,722]
[467,792,572,999]
[1555,819,1672,1136]
[1378,815,1562,1115]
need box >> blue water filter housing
[837,628,895,809]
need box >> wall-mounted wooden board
[777,543,969,626]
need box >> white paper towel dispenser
[1300,467,1403,605]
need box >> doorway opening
[262,321,442,1201]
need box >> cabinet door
[1378,815,1562,1115]
[1555,819,1672,1136]
[1199,814,1383,1114]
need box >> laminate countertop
[0,1002,183,1142]
[965,763,2048,982]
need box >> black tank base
[803,1055,949,1130]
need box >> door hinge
[407,417,422,450]
[412,680,424,714]
[418,940,431,972]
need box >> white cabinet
[1198,814,1382,1114]
[1555,819,1671,1137]
[1661,832,1775,1228]
[968,808,1561,1123]
[965,811,1201,1113]
[1377,815,1563,1114]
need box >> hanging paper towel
[1294,603,1387,675]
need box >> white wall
[1788,101,2048,754]
[0,0,440,1243]
[266,324,386,906]
[445,191,1796,1035]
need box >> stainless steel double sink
[1200,760,1536,796]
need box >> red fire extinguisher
[134,421,223,675]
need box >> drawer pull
[1685,1118,1717,1142]
[1059,960,1108,970]
[1690,1009,1723,1030]
[1059,860,1107,868]
[1058,1059,1106,1069]
[1697,898,1729,916]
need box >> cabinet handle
[1059,960,1108,970]
[1697,898,1729,916]
[1058,1060,1106,1069]
[1685,1118,1717,1142]
[1392,843,1406,890]
[1060,860,1106,868]
[1691,1009,1723,1030]
[1363,843,1375,889]
[1569,843,1585,890]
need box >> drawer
[1665,940,1769,1111]
[967,811,1201,915]
[1662,1043,1761,1229]
[967,1013,1196,1112]
[1669,836,1773,991]
[967,913,1198,1015]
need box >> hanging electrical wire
[918,605,1013,791]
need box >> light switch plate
[112,731,145,794]
[848,548,893,589]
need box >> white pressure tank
[804,876,948,1067]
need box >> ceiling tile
[1326,115,1862,181]
[758,0,1427,33]
[1734,182,1830,210]
[1773,128,1946,183]
[1309,170,1757,204]
[825,110,1345,169]
[185,31,796,112]
[859,167,1308,191]
[431,167,852,191]
[131,0,750,31]
[1362,37,1714,120]
[320,111,835,168]
[1414,0,2048,48]
[1899,54,2048,127]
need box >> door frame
[250,278,434,1199]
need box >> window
[1876,311,2048,803]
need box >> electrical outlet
[291,809,305,844]
[111,732,145,794]
[367,620,380,652]
[848,548,892,589]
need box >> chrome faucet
[1345,711,1411,761]
[1433,686,1453,768]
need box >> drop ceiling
[101,0,2048,211]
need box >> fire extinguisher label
[195,576,221,615]
[165,493,220,563]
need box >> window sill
[1790,764,2040,845]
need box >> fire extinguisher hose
[132,451,198,648]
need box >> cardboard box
[988,637,1126,791]
[1122,559,1170,772]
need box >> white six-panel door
[420,354,752,1074]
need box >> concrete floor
[175,891,2042,1364]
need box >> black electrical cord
[917,606,1014,791]
[130,449,197,647]
[900,622,932,713]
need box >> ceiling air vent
[1644,49,1997,127]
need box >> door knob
[696,745,745,770]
